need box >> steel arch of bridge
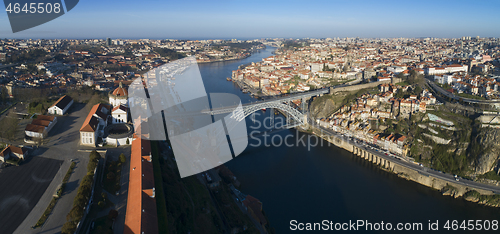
[229,101,304,125]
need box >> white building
[112,105,128,124]
[0,145,28,162]
[48,95,73,115]
[387,65,407,74]
[24,115,57,140]
[433,74,454,85]
[25,124,46,139]
[425,64,468,75]
[80,103,110,146]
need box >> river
[197,47,500,233]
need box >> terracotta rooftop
[79,115,99,132]
[111,82,128,97]
[36,115,55,122]
[0,145,27,158]
[25,124,45,133]
[124,122,158,234]
[31,119,51,127]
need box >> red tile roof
[31,119,51,127]
[79,108,100,132]
[0,145,27,158]
[124,122,158,234]
[80,103,110,132]
[111,82,128,97]
[25,124,45,133]
[36,115,55,122]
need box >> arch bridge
[205,88,330,129]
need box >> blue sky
[1,0,500,39]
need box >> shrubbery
[61,150,101,234]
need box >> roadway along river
[197,47,500,233]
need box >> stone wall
[312,126,495,197]
[330,80,391,94]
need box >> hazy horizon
[1,0,500,39]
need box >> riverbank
[308,124,500,208]
[232,79,264,99]
[197,54,251,64]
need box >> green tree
[397,72,405,79]
[87,160,98,174]
[119,153,126,163]
[61,221,77,234]
[91,150,101,159]
[66,206,84,221]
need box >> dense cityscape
[1,36,500,233]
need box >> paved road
[13,103,92,234]
[0,156,62,234]
[315,125,500,194]
[426,79,500,104]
